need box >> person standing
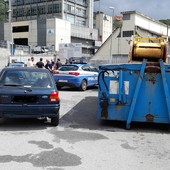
[55,58,62,69]
[30,57,35,67]
[51,59,55,70]
[65,59,69,65]
[27,58,32,67]
[45,59,53,72]
[36,58,44,68]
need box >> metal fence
[0,40,8,48]
[9,54,55,65]
[89,55,128,67]
[0,40,30,54]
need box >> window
[53,3,61,13]
[17,8,24,17]
[31,6,38,15]
[14,0,23,5]
[24,0,32,5]
[37,6,46,15]
[48,4,53,13]
[75,7,86,17]
[82,65,90,71]
[67,14,75,24]
[25,8,31,16]
[90,66,98,72]
[76,0,86,5]
[75,18,85,26]
[65,4,75,14]
[123,14,130,20]
[1,70,53,88]
[58,65,78,71]
[123,31,133,37]
[13,26,29,33]
[13,9,17,17]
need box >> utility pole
[109,6,115,64]
[7,0,13,62]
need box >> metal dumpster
[98,59,170,129]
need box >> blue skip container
[98,59,170,129]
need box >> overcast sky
[94,0,170,20]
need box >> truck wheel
[51,114,59,126]
[80,80,87,91]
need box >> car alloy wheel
[80,79,87,91]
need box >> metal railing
[0,40,8,48]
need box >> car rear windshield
[8,63,24,67]
[0,70,53,88]
[58,65,79,71]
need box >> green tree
[159,19,170,26]
[113,20,123,29]
[159,19,170,42]
[0,0,8,22]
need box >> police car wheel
[80,80,87,91]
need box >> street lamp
[6,0,13,63]
[109,6,115,64]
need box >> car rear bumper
[54,77,82,88]
[0,104,60,118]
[56,81,80,88]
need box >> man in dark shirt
[45,59,53,72]
[55,58,62,69]
[36,58,44,68]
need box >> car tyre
[80,79,87,91]
[57,86,62,90]
[51,114,59,126]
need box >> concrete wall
[0,48,9,69]
[0,47,56,69]
[94,13,112,43]
[71,24,98,40]
[28,20,38,46]
[135,14,169,36]
[54,18,71,51]
[46,19,55,49]
[4,20,38,47]
[0,46,32,69]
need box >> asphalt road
[0,87,170,170]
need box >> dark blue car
[53,64,98,91]
[0,67,60,126]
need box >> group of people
[26,57,64,72]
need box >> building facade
[5,0,101,59]
[93,11,113,43]
[4,17,99,55]
[12,0,94,28]
[91,11,170,64]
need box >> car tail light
[49,91,59,102]
[69,72,80,76]
[53,71,59,74]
